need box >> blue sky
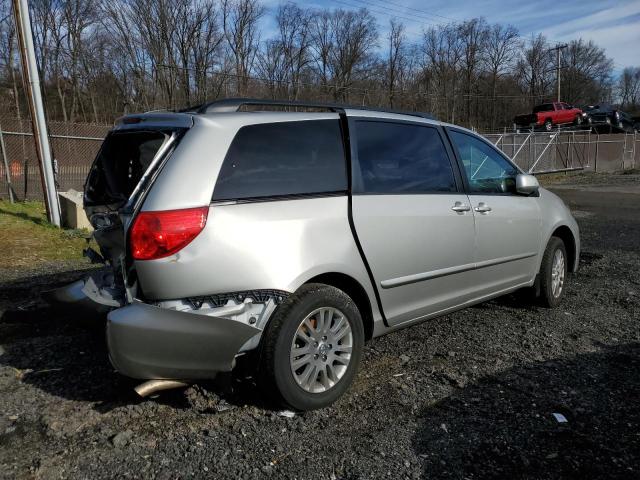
[262,0,640,71]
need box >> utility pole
[12,0,60,226]
[550,43,568,102]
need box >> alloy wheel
[290,307,353,393]
[551,249,565,298]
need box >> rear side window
[533,104,554,113]
[212,120,347,201]
[353,121,456,194]
[85,130,167,206]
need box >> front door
[447,129,541,297]
[350,119,477,326]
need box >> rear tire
[260,283,364,411]
[538,237,568,308]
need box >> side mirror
[516,173,539,195]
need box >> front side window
[213,120,347,200]
[449,130,519,194]
[353,121,456,194]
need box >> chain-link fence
[484,131,639,174]
[0,113,110,201]
[1,114,638,202]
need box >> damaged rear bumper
[106,301,261,380]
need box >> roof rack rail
[190,97,435,120]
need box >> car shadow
[0,271,272,413]
[412,342,640,479]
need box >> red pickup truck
[514,102,584,131]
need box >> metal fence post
[593,132,600,173]
[0,123,15,203]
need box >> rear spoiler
[114,113,194,131]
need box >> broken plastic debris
[552,413,568,423]
[278,410,296,418]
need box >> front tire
[538,237,568,308]
[544,119,553,132]
[260,283,364,411]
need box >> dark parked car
[582,105,638,133]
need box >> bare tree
[385,19,405,108]
[515,34,554,106]
[0,1,22,118]
[618,67,640,110]
[421,23,463,122]
[561,39,613,105]
[276,3,311,100]
[458,18,488,126]
[327,8,377,102]
[222,0,264,96]
[484,23,519,129]
[0,1,627,130]
[309,9,333,98]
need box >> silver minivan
[63,99,579,410]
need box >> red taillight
[130,207,209,260]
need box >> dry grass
[0,201,91,269]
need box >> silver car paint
[94,109,579,380]
[134,195,384,326]
[351,193,477,326]
[465,193,542,296]
[535,187,580,272]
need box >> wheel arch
[550,225,578,272]
[303,272,374,340]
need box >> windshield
[84,130,167,207]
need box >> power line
[354,0,456,22]
[335,0,452,25]
[328,0,437,29]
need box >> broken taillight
[130,206,209,260]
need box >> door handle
[451,202,471,212]
[474,203,492,213]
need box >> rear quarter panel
[134,196,382,320]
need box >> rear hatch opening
[82,118,190,306]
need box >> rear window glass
[212,120,347,201]
[84,130,166,206]
[533,104,554,113]
[353,121,456,194]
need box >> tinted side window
[449,130,519,194]
[213,120,347,200]
[354,121,456,194]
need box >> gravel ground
[1,180,639,480]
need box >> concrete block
[58,189,92,230]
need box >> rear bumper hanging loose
[106,300,261,380]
